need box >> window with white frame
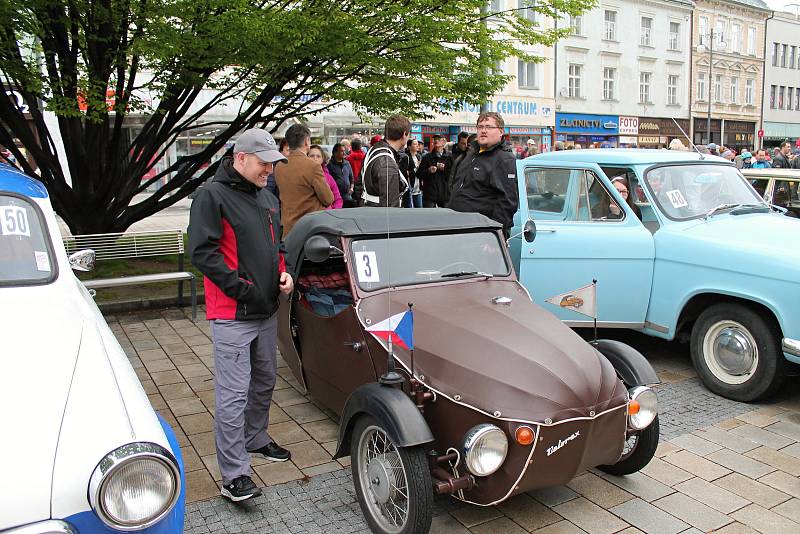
[715,74,723,102]
[667,75,679,105]
[699,17,708,46]
[788,88,795,110]
[518,0,537,23]
[604,11,617,41]
[603,67,616,100]
[770,85,776,108]
[517,60,539,89]
[747,28,756,55]
[745,79,754,105]
[715,19,726,47]
[490,0,502,12]
[791,46,797,69]
[639,72,652,103]
[796,89,800,110]
[782,44,788,67]
[779,86,785,109]
[570,15,583,35]
[773,42,780,66]
[731,24,741,53]
[568,64,582,98]
[641,17,653,46]
[730,77,738,103]
[669,22,680,51]
[698,72,707,101]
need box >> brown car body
[277,208,653,507]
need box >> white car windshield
[351,232,509,291]
[0,194,55,285]
[644,164,766,221]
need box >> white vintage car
[0,164,185,533]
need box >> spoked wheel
[598,416,659,476]
[351,416,432,534]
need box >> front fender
[594,339,659,387]
[333,383,434,459]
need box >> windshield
[350,232,509,291]
[0,194,56,286]
[644,164,765,220]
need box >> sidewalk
[57,194,191,237]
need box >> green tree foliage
[0,0,593,234]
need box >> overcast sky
[767,0,800,14]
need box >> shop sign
[421,125,449,134]
[619,116,639,135]
[638,136,661,144]
[638,120,660,135]
[5,90,30,114]
[556,113,619,135]
[190,138,213,146]
[411,124,422,133]
[460,98,553,118]
[693,117,721,132]
[724,120,755,133]
[619,136,638,144]
[758,129,764,138]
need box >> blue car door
[515,160,655,327]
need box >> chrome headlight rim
[462,423,509,477]
[88,442,181,531]
[628,386,658,431]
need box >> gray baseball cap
[233,129,287,163]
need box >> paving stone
[285,440,332,469]
[283,402,330,424]
[730,424,795,449]
[470,517,528,534]
[641,457,693,486]
[731,503,800,534]
[674,477,750,514]
[652,492,732,531]
[143,358,177,373]
[163,342,193,355]
[497,493,562,531]
[301,419,339,443]
[269,405,291,424]
[771,497,800,524]
[528,485,579,507]
[780,442,800,458]
[764,420,800,442]
[128,330,156,341]
[133,338,160,351]
[200,454,221,481]
[705,448,775,479]
[655,441,681,458]
[610,498,688,534]
[185,469,220,503]
[566,472,633,508]
[139,379,157,395]
[159,382,196,400]
[171,353,203,366]
[188,431,217,457]
[429,514,471,534]
[301,462,342,478]
[713,473,791,508]
[710,522,759,534]
[758,470,800,498]
[178,363,212,379]
[744,446,800,476]
[531,520,586,533]
[178,412,214,435]
[616,528,645,534]
[186,375,216,392]
[553,497,628,534]
[138,347,169,361]
[692,427,760,454]
[148,393,168,410]
[597,472,674,502]
[450,504,503,528]
[663,450,730,481]
[181,446,205,472]
[269,421,312,445]
[668,433,722,456]
[168,396,208,417]
[253,461,304,487]
[151,369,186,386]
[183,334,211,346]
[272,387,308,407]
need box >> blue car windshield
[0,194,56,286]
[644,164,766,221]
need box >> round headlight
[89,443,181,531]
[462,424,508,477]
[628,386,658,431]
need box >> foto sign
[619,116,639,135]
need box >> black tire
[351,415,433,534]
[598,416,659,476]
[690,303,785,402]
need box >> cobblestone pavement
[110,308,800,533]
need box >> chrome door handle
[537,229,556,233]
[344,341,364,352]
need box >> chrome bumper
[783,338,800,358]
[2,521,76,534]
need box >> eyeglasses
[476,125,502,132]
[616,188,629,194]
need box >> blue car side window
[525,168,570,220]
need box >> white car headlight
[89,442,181,531]
[628,386,658,430]
[462,424,508,477]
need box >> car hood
[357,280,627,423]
[0,288,84,529]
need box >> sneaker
[249,441,291,462]
[221,475,262,502]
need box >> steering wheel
[437,261,481,275]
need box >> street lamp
[697,30,726,145]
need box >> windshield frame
[347,229,512,293]
[0,191,59,288]
[641,162,767,222]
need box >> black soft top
[284,208,501,273]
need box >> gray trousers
[210,317,278,485]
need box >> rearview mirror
[523,219,537,243]
[305,235,333,263]
[69,249,96,272]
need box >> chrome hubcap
[703,320,758,385]
[357,426,409,533]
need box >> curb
[97,294,206,315]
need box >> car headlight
[462,424,508,477]
[89,442,181,531]
[628,386,658,430]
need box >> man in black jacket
[362,115,410,207]
[772,141,793,168]
[188,129,294,502]
[448,112,519,236]
[417,134,452,207]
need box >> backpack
[360,146,408,205]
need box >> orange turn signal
[628,400,641,415]
[515,426,535,446]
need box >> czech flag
[365,310,414,351]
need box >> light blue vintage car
[510,149,800,402]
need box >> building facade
[555,0,695,148]
[690,0,770,150]
[762,10,800,148]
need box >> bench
[63,229,197,321]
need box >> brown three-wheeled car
[278,209,660,534]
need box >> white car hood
[0,289,84,529]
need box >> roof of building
[721,0,771,12]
